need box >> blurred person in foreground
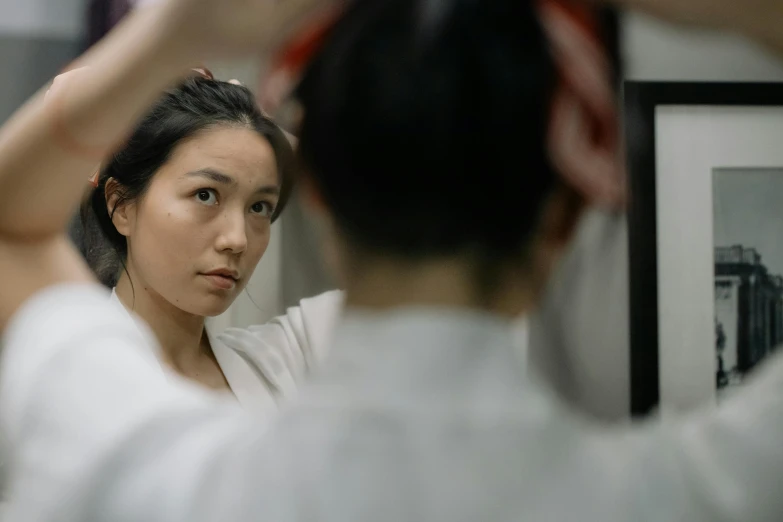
[3,0,783,521]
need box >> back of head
[297,0,560,266]
[297,0,619,276]
[82,76,294,287]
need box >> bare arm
[0,5,197,241]
[0,4,200,327]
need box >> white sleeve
[667,352,783,519]
[605,351,783,521]
[0,284,268,522]
[216,290,344,394]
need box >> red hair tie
[258,7,342,123]
[538,0,603,49]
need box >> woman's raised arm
[0,0,339,327]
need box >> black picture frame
[624,81,783,416]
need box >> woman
[75,68,340,413]
[3,0,783,521]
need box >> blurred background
[4,0,783,419]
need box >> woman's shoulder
[263,289,344,334]
[294,289,345,324]
[213,290,344,373]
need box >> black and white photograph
[625,81,783,416]
[713,168,783,397]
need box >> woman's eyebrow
[186,168,236,186]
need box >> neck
[342,255,536,318]
[115,269,207,372]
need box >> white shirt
[108,288,343,415]
[3,284,783,521]
[0,287,341,514]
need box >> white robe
[107,288,344,415]
[4,283,783,521]
[0,287,341,514]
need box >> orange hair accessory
[258,6,343,125]
[538,0,604,51]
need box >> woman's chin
[187,293,236,318]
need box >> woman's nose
[215,210,248,254]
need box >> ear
[104,178,134,237]
[538,0,625,209]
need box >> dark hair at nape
[81,76,295,288]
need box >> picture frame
[625,81,783,416]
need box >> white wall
[624,13,783,81]
[0,0,86,38]
[0,0,83,122]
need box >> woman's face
[121,125,280,317]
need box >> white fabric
[108,288,343,415]
[528,210,630,419]
[4,284,783,521]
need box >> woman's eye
[250,201,274,217]
[195,189,218,205]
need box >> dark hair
[82,76,295,287]
[295,0,620,277]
